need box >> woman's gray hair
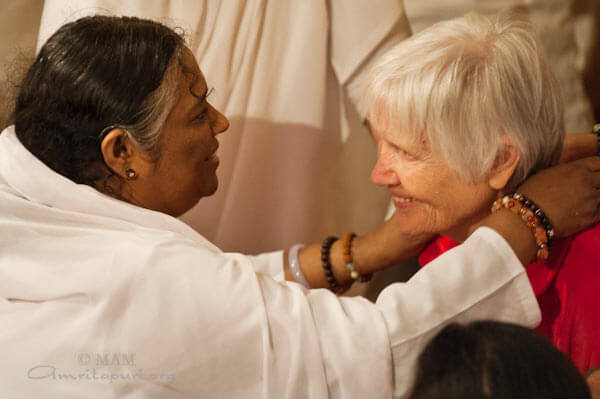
[114,51,182,160]
[360,11,564,190]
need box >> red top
[419,226,600,373]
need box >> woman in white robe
[1,14,599,399]
[36,0,412,262]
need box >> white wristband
[288,243,310,288]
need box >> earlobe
[488,136,521,190]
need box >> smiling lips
[205,153,219,163]
[391,193,416,208]
[205,142,219,162]
[391,191,415,202]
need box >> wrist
[351,229,395,274]
[492,193,554,261]
[475,208,538,265]
[326,235,370,291]
[287,243,310,288]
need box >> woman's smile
[391,193,417,209]
[204,143,220,162]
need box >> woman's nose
[211,106,230,135]
[371,146,400,186]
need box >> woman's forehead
[173,52,205,99]
[179,47,205,82]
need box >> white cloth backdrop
[38,0,410,258]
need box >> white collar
[0,125,220,252]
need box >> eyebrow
[192,87,212,103]
[186,87,214,118]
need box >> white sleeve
[256,227,540,398]
[376,226,541,397]
[246,250,285,281]
[80,226,539,399]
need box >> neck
[441,206,493,243]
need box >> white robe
[36,0,410,258]
[0,125,540,398]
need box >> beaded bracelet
[288,243,310,289]
[321,236,342,292]
[593,124,600,156]
[491,193,555,261]
[341,232,372,283]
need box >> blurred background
[2,0,597,130]
[0,0,44,129]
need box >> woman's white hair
[360,11,564,190]
[119,52,182,160]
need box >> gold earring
[125,168,138,180]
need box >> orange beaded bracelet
[491,193,555,261]
[341,231,372,283]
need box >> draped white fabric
[0,125,540,398]
[37,0,410,256]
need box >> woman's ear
[488,135,521,190]
[100,129,136,177]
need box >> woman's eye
[193,110,208,123]
[392,145,415,160]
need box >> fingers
[570,156,600,190]
[577,156,600,172]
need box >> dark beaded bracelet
[512,193,555,248]
[321,236,341,292]
[492,193,555,261]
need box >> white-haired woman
[361,11,600,376]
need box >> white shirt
[0,126,540,398]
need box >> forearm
[470,208,538,266]
[559,133,598,163]
[284,215,431,290]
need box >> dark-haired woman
[1,16,599,398]
[36,0,413,258]
[410,321,591,399]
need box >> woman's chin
[391,212,434,235]
[199,175,219,197]
[393,219,435,237]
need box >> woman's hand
[518,157,600,237]
[351,213,434,272]
[559,133,598,163]
[285,214,433,291]
[475,157,600,265]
